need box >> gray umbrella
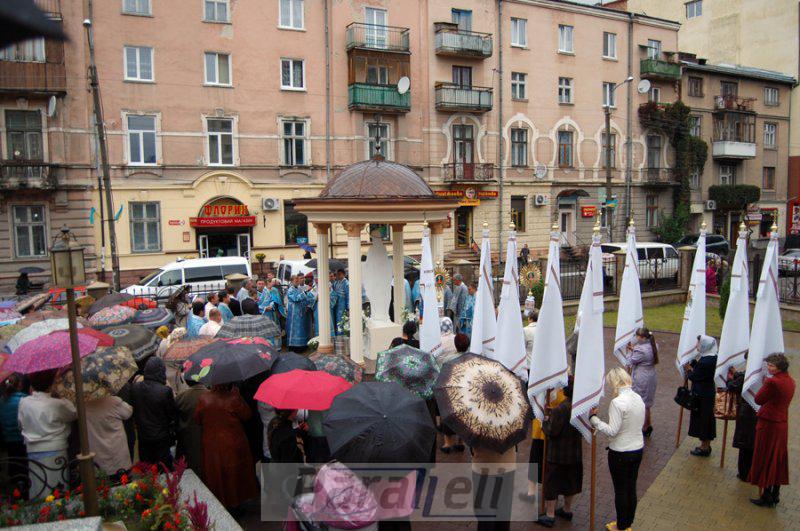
[104,324,159,361]
[216,314,281,342]
[89,292,134,315]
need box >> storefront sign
[581,206,597,218]
[460,199,481,207]
[435,190,463,198]
[168,220,184,226]
[190,216,257,228]
[477,191,498,198]
[202,204,250,217]
[435,189,496,202]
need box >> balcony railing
[345,23,410,53]
[435,83,493,113]
[0,161,58,189]
[644,167,676,185]
[713,95,756,113]
[713,115,756,144]
[434,25,492,58]
[443,162,494,182]
[640,58,681,80]
[348,83,410,113]
[34,0,62,17]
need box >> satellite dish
[397,76,410,95]
[637,79,651,94]
[47,96,57,118]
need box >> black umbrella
[0,0,66,48]
[270,351,316,375]
[18,266,44,274]
[182,340,276,386]
[324,381,436,464]
[305,258,347,273]
[89,292,134,315]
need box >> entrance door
[198,235,210,258]
[453,125,474,180]
[560,209,575,246]
[237,233,251,259]
[455,206,472,248]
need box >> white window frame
[558,77,573,104]
[129,201,162,253]
[122,0,151,16]
[558,25,574,54]
[511,72,526,100]
[510,128,527,167]
[281,118,309,166]
[764,122,777,149]
[204,0,230,23]
[686,0,703,19]
[648,87,661,103]
[365,121,391,160]
[689,115,701,137]
[123,46,154,82]
[602,32,617,59]
[204,116,236,166]
[204,52,232,86]
[764,87,779,106]
[0,38,45,62]
[647,39,661,59]
[279,0,304,30]
[719,164,735,185]
[510,18,527,48]
[602,82,615,108]
[11,205,47,259]
[124,112,159,166]
[280,58,306,91]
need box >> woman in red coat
[749,353,796,507]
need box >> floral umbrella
[0,324,24,342]
[103,324,159,361]
[434,353,533,453]
[182,340,276,386]
[6,318,81,353]
[132,308,174,330]
[311,353,363,384]
[163,337,216,363]
[4,331,100,374]
[88,305,137,329]
[375,344,440,399]
[18,309,68,326]
[53,346,137,401]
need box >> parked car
[48,287,157,310]
[677,234,730,257]
[778,248,800,276]
[600,242,680,281]
[122,256,252,300]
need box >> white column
[344,223,365,364]
[430,221,445,266]
[391,223,405,325]
[314,223,333,354]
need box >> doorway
[198,231,251,258]
[559,208,575,246]
[455,206,473,248]
[453,124,474,180]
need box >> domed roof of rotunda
[319,156,435,200]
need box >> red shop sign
[581,206,597,218]
[190,216,257,228]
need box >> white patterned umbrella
[6,318,82,353]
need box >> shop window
[130,201,161,253]
[284,201,308,245]
[12,205,47,258]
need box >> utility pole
[84,17,121,291]
[605,76,634,241]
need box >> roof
[532,0,682,28]
[318,156,437,200]
[164,256,250,270]
[681,61,797,86]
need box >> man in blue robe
[263,279,286,327]
[448,274,469,332]
[332,269,349,336]
[286,274,314,352]
[459,282,477,337]
[186,300,206,339]
[217,290,234,322]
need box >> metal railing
[345,22,410,53]
[434,27,492,57]
[644,167,676,185]
[0,161,57,189]
[713,117,756,143]
[442,162,494,182]
[640,58,681,80]
[560,258,617,301]
[434,83,493,112]
[713,95,756,112]
[348,83,410,112]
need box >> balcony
[712,113,756,159]
[348,83,410,113]
[345,23,410,54]
[443,162,494,182]
[640,58,681,81]
[435,83,493,113]
[643,167,677,186]
[434,23,492,58]
[0,16,66,96]
[713,95,755,113]
[0,161,58,190]
[34,0,62,18]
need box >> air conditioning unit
[533,194,549,207]
[262,197,281,211]
[705,200,717,211]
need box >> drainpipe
[625,12,634,237]
[497,0,504,264]
[324,0,331,181]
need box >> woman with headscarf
[437,317,457,363]
[627,327,658,436]
[684,335,718,457]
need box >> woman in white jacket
[590,368,646,531]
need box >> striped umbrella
[103,324,159,361]
[89,305,137,329]
[5,331,99,374]
[133,308,174,330]
[216,315,281,344]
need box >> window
[284,201,308,245]
[689,116,701,137]
[647,39,661,59]
[719,164,735,185]
[364,8,388,48]
[130,202,161,253]
[602,82,615,107]
[279,0,304,29]
[452,65,472,88]
[451,9,472,31]
[645,195,658,228]
[764,123,777,148]
[0,38,45,62]
[366,65,388,85]
[511,196,526,232]
[511,72,526,100]
[648,87,660,103]
[204,0,229,22]
[558,77,573,104]
[122,0,150,15]
[127,114,156,165]
[720,81,738,98]
[206,118,233,165]
[12,206,46,258]
[558,25,574,53]
[690,170,700,190]
[452,125,474,167]
[282,120,307,166]
[204,52,231,85]
[557,130,573,167]
[602,133,616,168]
[686,0,703,19]
[184,266,224,283]
[5,110,42,160]
[510,128,527,167]
[764,87,779,106]
[367,122,389,159]
[511,18,527,47]
[646,135,662,169]
[281,58,305,90]
[688,76,703,97]
[124,46,153,81]
[602,32,616,59]
[759,210,777,238]
[763,167,775,191]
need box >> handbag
[714,389,738,420]
[674,385,698,411]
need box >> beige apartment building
[0,0,685,288]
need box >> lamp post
[50,226,98,516]
[604,76,634,241]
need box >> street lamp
[604,76,634,241]
[50,226,98,516]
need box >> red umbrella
[78,328,114,347]
[254,370,352,411]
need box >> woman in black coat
[726,367,757,480]
[685,335,718,457]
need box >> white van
[122,256,252,300]
[600,242,679,281]
[276,260,315,288]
